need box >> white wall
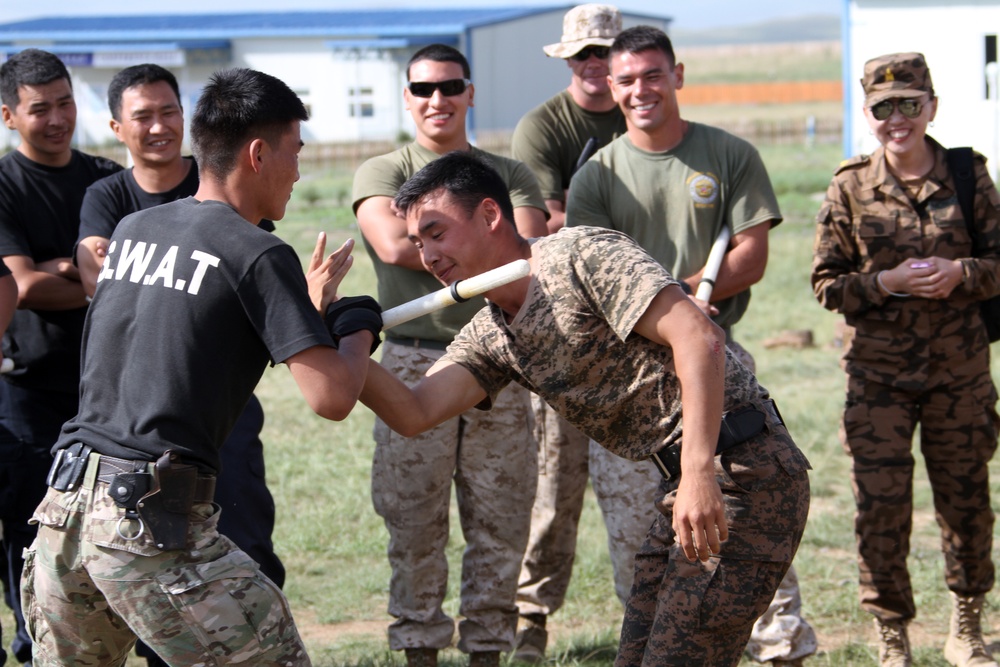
[849,0,1000,176]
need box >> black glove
[324,296,382,355]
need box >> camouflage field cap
[861,52,934,106]
[543,4,622,59]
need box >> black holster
[135,450,198,550]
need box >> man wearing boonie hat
[510,6,636,663]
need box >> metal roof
[0,7,568,42]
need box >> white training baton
[695,227,731,302]
[381,259,530,331]
[0,358,12,374]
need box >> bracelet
[876,271,909,298]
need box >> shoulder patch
[834,154,869,175]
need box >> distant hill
[671,14,840,46]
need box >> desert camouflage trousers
[842,372,999,620]
[617,424,811,667]
[21,453,308,666]
[517,397,661,614]
[371,342,537,653]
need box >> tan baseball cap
[543,4,622,59]
[861,52,934,106]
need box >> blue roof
[0,7,569,42]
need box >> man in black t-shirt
[21,66,381,666]
[0,48,122,665]
[77,63,289,667]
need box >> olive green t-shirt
[566,123,781,328]
[511,90,626,203]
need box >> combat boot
[513,613,548,663]
[875,618,912,667]
[468,651,500,667]
[944,593,999,667]
[405,648,438,667]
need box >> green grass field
[5,140,999,667]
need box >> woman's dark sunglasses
[408,78,471,98]
[570,46,611,61]
[870,98,924,121]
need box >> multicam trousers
[842,373,999,620]
[21,453,308,666]
[372,342,537,653]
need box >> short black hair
[394,151,515,226]
[610,25,676,68]
[190,67,308,179]
[0,48,71,108]
[108,64,181,121]
[406,44,471,81]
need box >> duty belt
[649,398,784,480]
[47,445,217,550]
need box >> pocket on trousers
[155,549,296,661]
[21,546,42,647]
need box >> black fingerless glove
[324,296,383,356]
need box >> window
[348,87,374,118]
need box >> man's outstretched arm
[361,357,487,437]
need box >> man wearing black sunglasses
[352,43,548,667]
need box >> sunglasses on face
[569,46,610,62]
[407,78,471,98]
[870,98,924,121]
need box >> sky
[0,0,842,32]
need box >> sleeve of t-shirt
[79,178,124,241]
[0,174,29,257]
[727,142,783,235]
[0,258,10,278]
[443,309,516,410]
[564,160,615,230]
[351,154,406,214]
[506,159,549,217]
[237,244,335,364]
[511,114,563,202]
[571,230,678,341]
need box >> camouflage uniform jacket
[811,137,1000,390]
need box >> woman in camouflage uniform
[811,52,1000,667]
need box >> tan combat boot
[513,613,548,664]
[468,651,500,667]
[405,648,438,667]
[875,618,912,667]
[944,593,999,667]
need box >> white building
[0,7,668,149]
[844,0,1000,177]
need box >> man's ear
[109,118,124,143]
[247,138,266,174]
[1,105,14,130]
[481,197,503,228]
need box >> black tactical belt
[649,398,784,480]
[386,335,450,351]
[97,454,216,503]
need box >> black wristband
[325,296,383,355]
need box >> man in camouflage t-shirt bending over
[360,151,811,667]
